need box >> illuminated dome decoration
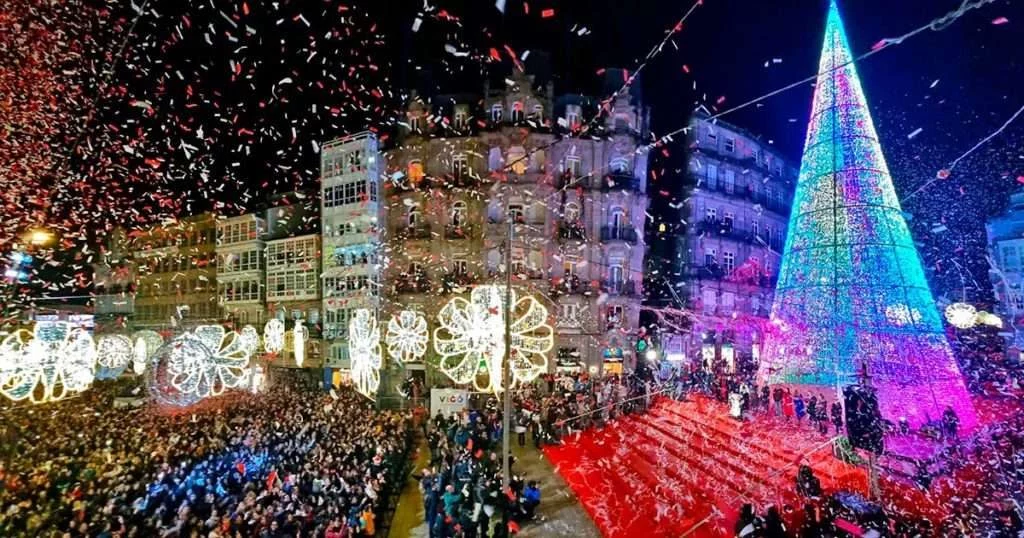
[131,330,164,375]
[433,285,553,393]
[944,303,977,330]
[147,325,252,406]
[0,321,97,404]
[95,334,133,379]
[759,1,976,430]
[348,309,382,398]
[386,310,428,363]
[263,319,285,354]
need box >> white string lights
[131,330,164,375]
[433,286,553,393]
[945,302,978,329]
[386,310,428,363]
[0,321,97,404]
[348,309,382,398]
[149,325,252,406]
[96,334,133,379]
[263,319,285,354]
[293,320,308,367]
[240,325,260,356]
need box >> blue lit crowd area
[0,374,413,537]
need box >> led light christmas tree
[759,1,977,430]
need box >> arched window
[609,264,625,284]
[610,206,627,228]
[610,156,630,174]
[564,202,580,223]
[407,208,421,228]
[488,147,503,171]
[511,102,525,123]
[491,103,504,123]
[451,201,467,227]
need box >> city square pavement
[388,436,600,538]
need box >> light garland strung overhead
[263,319,285,354]
[148,325,252,406]
[433,286,553,393]
[0,321,97,404]
[348,309,382,398]
[131,330,164,375]
[386,310,428,363]
[944,302,978,329]
[95,334,133,380]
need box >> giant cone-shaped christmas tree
[758,1,977,430]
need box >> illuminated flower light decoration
[131,330,164,375]
[0,321,97,404]
[240,325,260,355]
[977,311,1003,328]
[386,310,428,363]
[263,319,285,354]
[944,302,977,330]
[348,309,382,398]
[293,320,309,367]
[147,325,252,406]
[433,286,553,393]
[95,334,133,380]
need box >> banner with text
[430,388,469,418]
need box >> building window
[491,103,504,123]
[408,160,425,183]
[724,169,735,194]
[610,157,630,174]
[609,264,625,284]
[702,289,717,314]
[532,104,543,120]
[723,251,735,272]
[452,259,468,275]
[610,207,626,228]
[1004,245,1020,270]
[563,259,579,278]
[724,138,735,153]
[511,102,525,123]
[453,106,469,129]
[407,208,421,228]
[706,163,718,189]
[723,212,734,229]
[564,156,582,177]
[706,129,717,143]
[409,115,421,132]
[452,153,469,180]
[705,248,717,266]
[721,292,735,310]
[508,203,525,223]
[565,105,581,128]
[705,207,717,222]
[607,305,624,325]
[451,201,467,227]
[560,303,580,323]
[508,146,528,175]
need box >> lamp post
[501,212,513,493]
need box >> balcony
[394,274,432,294]
[549,276,592,296]
[558,222,587,241]
[688,173,791,217]
[557,171,591,190]
[602,279,638,296]
[600,225,638,243]
[683,265,778,288]
[94,294,135,315]
[441,272,478,294]
[445,223,475,240]
[395,224,432,241]
[600,173,641,192]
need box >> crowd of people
[0,373,412,538]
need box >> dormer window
[724,138,735,153]
[491,103,504,123]
[511,102,525,123]
[565,105,581,128]
[453,106,469,129]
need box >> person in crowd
[772,386,784,417]
[806,395,818,429]
[0,374,412,538]
[942,406,960,440]
[831,401,844,434]
[794,393,806,425]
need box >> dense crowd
[418,400,540,538]
[0,375,412,538]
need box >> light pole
[501,212,513,493]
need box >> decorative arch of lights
[386,310,428,363]
[433,285,553,393]
[0,321,97,404]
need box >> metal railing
[600,225,638,243]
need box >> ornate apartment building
[382,69,650,375]
[320,133,383,369]
[216,214,266,327]
[677,112,797,363]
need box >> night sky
[1,0,1021,312]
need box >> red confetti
[541,8,555,18]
